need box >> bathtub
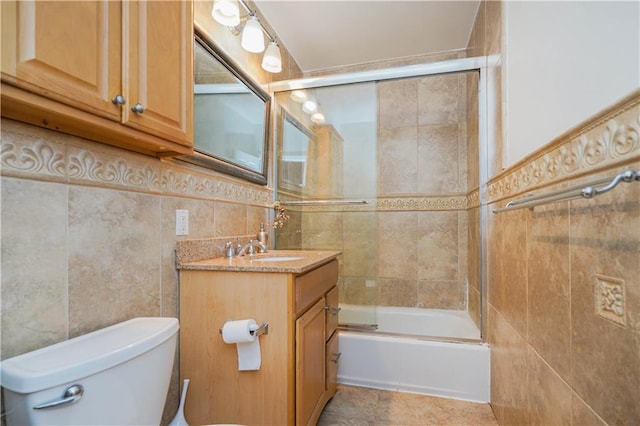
[339,304,481,340]
[337,305,490,403]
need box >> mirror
[277,109,316,193]
[180,27,271,185]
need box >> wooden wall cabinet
[0,0,193,157]
[179,259,340,426]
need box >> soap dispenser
[257,223,268,252]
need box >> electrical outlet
[176,210,189,236]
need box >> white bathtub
[337,306,490,403]
[339,304,481,340]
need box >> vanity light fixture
[310,109,326,124]
[290,90,307,103]
[262,40,282,73]
[241,14,265,53]
[302,97,318,114]
[211,0,240,26]
[212,0,282,73]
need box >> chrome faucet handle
[246,240,256,255]
[224,241,235,258]
[256,241,268,253]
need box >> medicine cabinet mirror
[180,26,271,185]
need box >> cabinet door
[296,298,326,426]
[1,0,122,120]
[124,0,193,146]
[325,331,339,397]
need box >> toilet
[0,317,179,425]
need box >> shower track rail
[276,199,369,206]
[492,170,640,213]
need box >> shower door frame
[269,57,489,342]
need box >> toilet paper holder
[219,321,269,337]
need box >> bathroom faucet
[237,240,267,256]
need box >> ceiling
[254,1,480,72]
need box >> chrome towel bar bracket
[492,170,640,213]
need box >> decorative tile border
[376,195,468,211]
[594,274,626,327]
[1,118,273,207]
[279,194,470,213]
[488,90,640,203]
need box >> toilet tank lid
[0,317,179,394]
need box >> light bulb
[290,90,307,103]
[262,41,282,73]
[241,15,265,53]
[212,0,240,26]
[311,111,325,124]
[302,99,317,114]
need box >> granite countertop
[178,250,341,274]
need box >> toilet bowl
[0,317,178,425]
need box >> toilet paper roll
[221,319,257,344]
[221,319,261,371]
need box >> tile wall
[470,1,640,423]
[275,67,478,314]
[0,2,300,423]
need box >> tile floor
[317,385,498,426]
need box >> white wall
[504,1,639,167]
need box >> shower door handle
[33,384,84,410]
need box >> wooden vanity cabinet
[179,259,340,426]
[0,0,193,157]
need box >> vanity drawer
[295,260,338,316]
[325,286,339,339]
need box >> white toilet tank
[1,317,179,425]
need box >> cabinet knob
[111,94,126,105]
[324,306,341,316]
[131,103,145,114]
[331,352,342,364]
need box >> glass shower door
[273,65,481,341]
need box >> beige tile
[322,385,381,421]
[417,280,464,310]
[375,389,496,426]
[417,211,459,281]
[1,178,69,358]
[68,186,161,337]
[377,126,418,195]
[418,73,461,126]
[527,202,571,379]
[526,348,572,426]
[377,212,417,280]
[377,78,418,129]
[377,278,417,307]
[214,201,247,238]
[160,197,217,318]
[417,124,461,193]
[302,212,343,251]
[246,205,269,241]
[485,0,503,57]
[487,207,528,336]
[342,213,377,277]
[341,277,377,306]
[466,0,485,57]
[572,393,607,426]
[488,307,529,426]
[466,73,480,189]
[569,179,640,425]
[469,287,481,328]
